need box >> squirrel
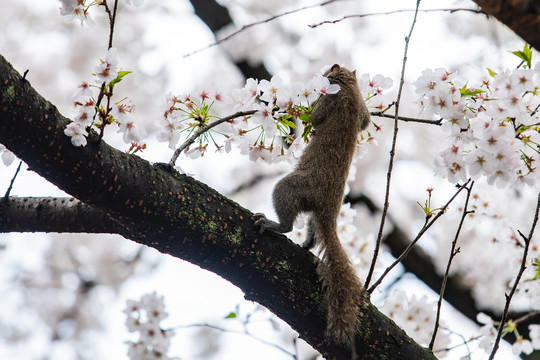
[253,64,370,344]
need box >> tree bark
[473,0,540,52]
[0,54,435,359]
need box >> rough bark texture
[473,0,540,51]
[0,55,436,359]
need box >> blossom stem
[429,181,474,350]
[3,161,22,200]
[371,112,442,125]
[488,192,540,360]
[367,180,471,294]
[169,110,256,166]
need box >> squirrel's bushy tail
[317,224,363,344]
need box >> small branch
[227,173,279,197]
[0,197,127,235]
[513,311,540,326]
[169,110,256,166]
[488,192,540,360]
[309,8,485,28]
[367,180,471,294]
[371,112,442,126]
[434,327,478,355]
[3,161,23,200]
[176,322,297,358]
[429,181,474,350]
[103,0,119,49]
[365,0,422,290]
[183,0,339,58]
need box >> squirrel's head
[325,64,358,86]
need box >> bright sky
[0,0,529,359]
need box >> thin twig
[513,311,540,326]
[95,0,119,140]
[169,110,257,166]
[364,0,422,290]
[429,181,474,350]
[183,0,340,58]
[488,192,540,360]
[367,180,471,294]
[3,161,23,200]
[102,0,119,48]
[434,327,478,355]
[176,322,296,358]
[371,112,442,126]
[309,8,484,28]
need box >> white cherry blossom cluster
[58,0,143,26]
[65,48,146,151]
[476,313,540,356]
[124,292,174,360]
[380,290,451,354]
[415,65,540,188]
[357,73,394,112]
[157,70,391,163]
[157,73,340,163]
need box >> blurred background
[0,0,538,359]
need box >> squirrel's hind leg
[302,216,316,249]
[252,213,293,234]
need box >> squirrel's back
[302,64,370,344]
[260,64,370,344]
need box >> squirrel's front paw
[252,213,269,234]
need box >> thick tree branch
[0,55,435,360]
[473,0,540,52]
[0,197,125,234]
[189,0,272,80]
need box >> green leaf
[459,84,485,97]
[299,113,310,122]
[279,117,297,129]
[487,68,497,78]
[301,122,312,141]
[225,312,237,319]
[109,70,133,86]
[511,44,532,68]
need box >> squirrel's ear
[331,64,340,72]
[352,70,357,77]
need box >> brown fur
[254,64,370,344]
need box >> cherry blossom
[417,65,540,188]
[125,0,144,7]
[0,144,15,166]
[312,75,340,96]
[251,102,277,138]
[118,120,146,144]
[358,73,393,95]
[232,78,259,111]
[73,99,95,127]
[259,75,283,103]
[64,122,88,147]
[294,79,320,105]
[72,81,93,100]
[124,292,174,360]
[58,0,95,26]
[95,47,119,84]
[380,290,451,353]
[529,324,540,349]
[513,336,534,355]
